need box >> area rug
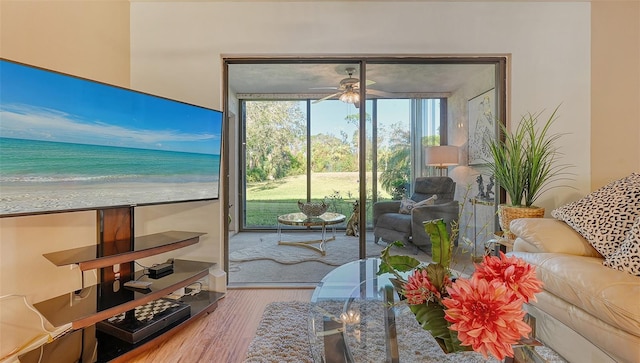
[244,301,566,363]
[229,233,388,266]
[243,301,495,362]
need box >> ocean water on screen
[0,137,220,185]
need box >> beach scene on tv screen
[0,60,223,216]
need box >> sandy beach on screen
[0,182,218,215]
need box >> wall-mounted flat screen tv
[0,59,223,217]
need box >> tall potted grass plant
[485,105,572,238]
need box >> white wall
[591,1,640,188]
[0,0,132,303]
[0,211,97,303]
[130,1,591,211]
[135,201,222,266]
[0,0,131,88]
[0,1,226,303]
[0,0,634,301]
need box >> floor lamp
[425,145,459,176]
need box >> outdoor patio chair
[373,176,459,253]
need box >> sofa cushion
[414,194,437,208]
[510,252,640,339]
[526,292,640,363]
[604,217,640,276]
[551,173,640,258]
[413,176,455,201]
[377,213,411,233]
[510,218,601,257]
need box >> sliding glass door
[240,96,442,230]
[242,100,307,228]
[226,58,505,281]
[309,100,361,217]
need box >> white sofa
[508,218,640,363]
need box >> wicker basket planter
[497,205,545,240]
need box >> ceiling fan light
[339,90,360,104]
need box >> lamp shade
[425,145,459,167]
[339,90,360,104]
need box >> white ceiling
[228,62,494,99]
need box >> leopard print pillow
[604,217,640,276]
[551,173,640,258]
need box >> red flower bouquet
[378,228,543,361]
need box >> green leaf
[377,254,421,275]
[483,104,573,207]
[389,278,407,298]
[409,303,469,353]
[424,219,451,268]
[424,263,449,292]
[377,241,420,278]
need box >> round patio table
[276,212,346,256]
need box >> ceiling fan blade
[367,89,395,98]
[351,79,375,89]
[309,86,339,90]
[312,92,342,104]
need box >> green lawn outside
[245,172,393,228]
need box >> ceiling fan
[311,67,392,105]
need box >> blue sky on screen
[0,60,222,155]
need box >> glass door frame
[224,56,507,268]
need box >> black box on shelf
[148,262,174,279]
[97,298,190,344]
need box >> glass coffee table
[309,258,566,363]
[308,258,399,362]
[277,212,346,256]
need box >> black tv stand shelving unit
[22,206,224,363]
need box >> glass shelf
[34,259,214,330]
[42,231,205,271]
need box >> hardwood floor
[120,243,477,362]
[129,288,314,363]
